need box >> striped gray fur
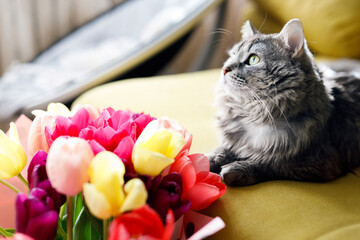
[209,19,360,186]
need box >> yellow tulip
[83,151,147,219]
[132,120,186,176]
[0,123,27,179]
[31,102,71,117]
[120,178,148,213]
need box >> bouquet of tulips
[0,103,226,240]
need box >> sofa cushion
[73,69,360,239]
[242,0,360,58]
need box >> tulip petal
[88,151,126,215]
[189,153,210,181]
[142,129,173,155]
[83,183,112,219]
[202,172,227,198]
[0,128,27,176]
[70,108,93,132]
[25,210,58,240]
[133,120,186,168]
[27,151,47,185]
[108,110,132,130]
[89,139,106,155]
[0,153,21,179]
[120,178,147,213]
[170,155,196,192]
[71,104,100,120]
[113,136,134,160]
[133,148,174,176]
[16,193,28,233]
[46,137,94,196]
[93,126,116,150]
[9,122,21,144]
[109,205,165,239]
[36,179,65,210]
[28,115,51,156]
[132,113,153,138]
[29,165,48,189]
[47,102,71,116]
[163,210,175,240]
[7,233,35,240]
[182,182,221,211]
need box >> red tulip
[169,153,226,211]
[108,205,174,240]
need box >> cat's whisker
[257,12,268,32]
[210,28,233,37]
[209,28,237,43]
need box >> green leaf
[73,208,100,240]
[83,198,103,236]
[4,228,15,234]
[0,227,14,237]
[73,193,84,225]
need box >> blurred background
[0,0,242,76]
[0,0,359,130]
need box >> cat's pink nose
[223,67,231,75]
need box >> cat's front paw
[220,162,258,186]
[208,148,237,174]
[208,153,222,174]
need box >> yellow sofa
[72,1,360,238]
[73,69,360,239]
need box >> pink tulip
[71,104,100,120]
[45,107,153,172]
[46,137,94,196]
[3,233,34,240]
[169,153,226,211]
[27,114,56,157]
[45,108,93,146]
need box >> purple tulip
[125,172,152,192]
[26,150,65,210]
[148,173,191,222]
[27,151,48,187]
[15,188,58,240]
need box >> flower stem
[0,226,11,237]
[67,196,73,240]
[17,173,29,191]
[0,179,22,193]
[103,219,108,240]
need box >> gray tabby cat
[209,19,360,186]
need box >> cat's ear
[241,20,259,39]
[278,19,304,57]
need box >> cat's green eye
[248,54,260,65]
